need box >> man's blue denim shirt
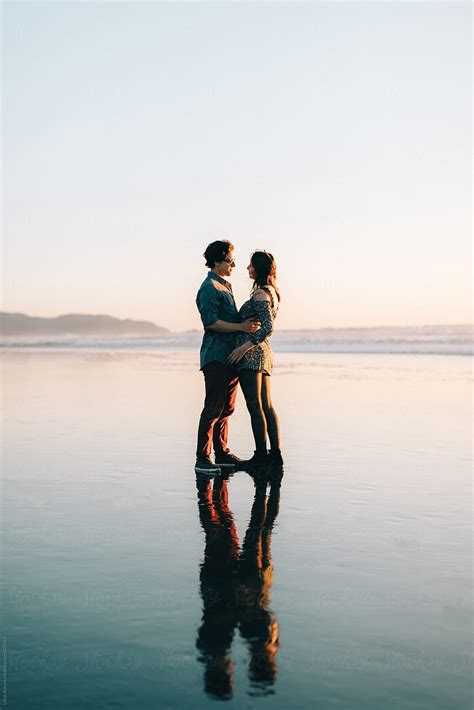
[196,272,240,370]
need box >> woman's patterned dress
[236,286,278,375]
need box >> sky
[3,1,471,331]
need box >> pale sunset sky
[3,1,471,331]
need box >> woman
[227,251,283,467]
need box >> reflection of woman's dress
[195,477,281,700]
[236,286,278,375]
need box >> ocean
[1,324,472,356]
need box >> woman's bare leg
[261,375,280,452]
[238,370,268,454]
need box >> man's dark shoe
[194,457,221,475]
[214,451,242,468]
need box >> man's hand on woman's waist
[206,317,260,334]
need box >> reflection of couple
[195,239,283,475]
[195,473,281,700]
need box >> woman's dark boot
[269,449,284,466]
[242,450,269,468]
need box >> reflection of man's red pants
[196,362,239,459]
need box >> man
[195,240,260,475]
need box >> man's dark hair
[203,240,234,268]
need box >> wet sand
[2,350,472,708]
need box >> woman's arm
[247,292,274,344]
[227,292,275,365]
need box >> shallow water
[2,351,472,708]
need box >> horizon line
[0,310,472,333]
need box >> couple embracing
[195,239,283,476]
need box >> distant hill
[0,312,169,336]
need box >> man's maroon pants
[196,362,239,459]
